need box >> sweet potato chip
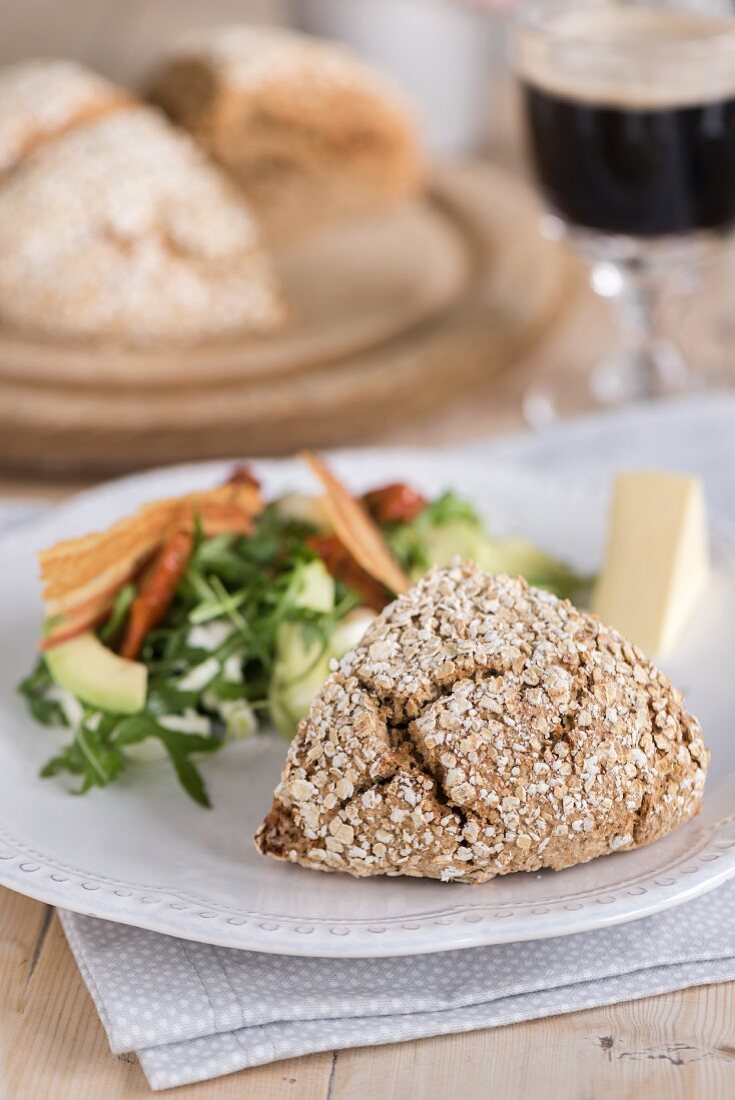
[300,452,408,596]
[40,482,263,621]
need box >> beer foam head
[517,5,735,109]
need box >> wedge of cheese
[592,471,710,657]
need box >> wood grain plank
[330,985,735,1100]
[1,891,333,1100]
[0,888,53,1100]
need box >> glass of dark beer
[516,0,735,408]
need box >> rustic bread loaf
[0,59,131,177]
[0,91,284,345]
[150,25,425,243]
[255,562,708,882]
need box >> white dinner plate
[0,451,734,957]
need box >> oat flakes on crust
[255,562,709,882]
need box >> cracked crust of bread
[255,562,709,883]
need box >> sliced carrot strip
[308,535,391,611]
[119,528,194,660]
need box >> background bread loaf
[150,25,425,243]
[0,61,284,345]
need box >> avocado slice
[475,535,564,577]
[269,622,332,738]
[44,631,147,715]
[274,493,331,532]
[269,560,335,738]
[292,558,335,613]
[418,523,586,601]
[476,536,587,599]
[419,520,489,577]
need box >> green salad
[19,469,588,807]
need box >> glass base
[589,339,691,405]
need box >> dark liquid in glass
[522,82,735,236]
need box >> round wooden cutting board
[0,163,575,475]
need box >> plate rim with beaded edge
[0,451,733,958]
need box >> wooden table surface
[1,260,734,1100]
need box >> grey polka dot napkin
[60,881,735,1091]
[33,395,735,1088]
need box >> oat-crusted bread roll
[0,59,131,177]
[255,563,709,882]
[150,25,425,243]
[0,99,283,345]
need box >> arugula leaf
[422,490,482,528]
[99,583,136,643]
[40,714,127,794]
[113,715,220,808]
[146,683,202,717]
[38,709,221,806]
[18,661,64,726]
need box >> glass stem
[588,254,689,405]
